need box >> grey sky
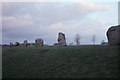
[2,1,118,45]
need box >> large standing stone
[35,38,44,46]
[106,25,120,46]
[24,40,28,47]
[58,32,67,46]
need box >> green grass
[2,45,120,78]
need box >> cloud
[2,14,34,29]
[2,2,34,16]
[2,14,35,43]
[2,2,111,25]
[33,2,111,24]
[77,1,111,11]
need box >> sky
[1,1,118,45]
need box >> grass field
[2,45,120,78]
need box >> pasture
[2,45,120,78]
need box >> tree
[91,35,96,45]
[75,34,81,45]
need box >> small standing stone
[24,40,28,47]
[35,38,44,46]
[9,42,13,47]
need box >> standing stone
[35,38,44,46]
[24,40,28,47]
[14,42,19,46]
[106,25,120,46]
[9,42,13,47]
[58,32,67,46]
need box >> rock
[35,38,44,46]
[14,42,19,46]
[24,40,28,47]
[106,25,120,45]
[58,32,67,46]
[9,42,13,47]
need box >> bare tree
[75,34,81,45]
[91,35,96,45]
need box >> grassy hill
[2,45,120,78]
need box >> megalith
[24,40,28,47]
[106,25,120,45]
[14,42,19,46]
[35,38,44,46]
[9,42,13,47]
[58,32,67,46]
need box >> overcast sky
[2,1,118,45]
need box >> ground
[2,45,120,78]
